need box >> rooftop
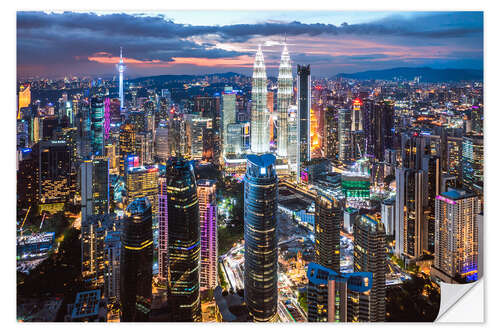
[247,154,276,168]
[440,188,476,201]
[71,290,101,320]
[126,197,151,215]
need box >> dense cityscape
[16,11,482,323]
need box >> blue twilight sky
[17,11,483,78]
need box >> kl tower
[116,47,126,111]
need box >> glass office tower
[120,197,153,322]
[244,154,278,322]
[165,157,201,322]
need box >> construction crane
[19,206,31,236]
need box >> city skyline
[16,9,483,323]
[17,11,483,78]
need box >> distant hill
[129,72,247,83]
[334,67,483,82]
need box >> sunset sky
[17,11,483,79]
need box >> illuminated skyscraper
[197,179,218,290]
[90,95,105,156]
[308,192,344,322]
[352,215,386,322]
[244,154,278,322]
[158,178,168,282]
[277,44,293,157]
[117,47,126,110]
[432,189,480,283]
[190,117,212,160]
[324,106,338,161]
[462,134,483,196]
[165,157,201,322]
[155,122,170,161]
[119,124,136,176]
[351,98,363,131]
[338,108,352,165]
[18,84,31,120]
[81,214,119,288]
[120,197,153,322]
[287,105,298,172]
[222,86,237,157]
[80,157,109,224]
[395,167,427,259]
[32,140,75,213]
[250,45,269,153]
[297,65,311,180]
[126,165,159,217]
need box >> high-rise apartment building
[352,214,386,322]
[308,192,344,322]
[244,154,278,322]
[432,189,480,283]
[158,178,168,283]
[197,179,218,290]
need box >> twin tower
[250,44,293,156]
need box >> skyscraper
[222,86,237,157]
[165,157,201,322]
[352,214,386,322]
[308,191,344,322]
[338,108,352,165]
[297,65,311,179]
[120,197,153,322]
[32,140,75,213]
[287,105,298,172]
[244,154,278,322]
[324,106,338,161]
[395,167,427,260]
[250,45,269,153]
[432,189,480,283]
[80,157,109,224]
[462,134,483,196]
[126,165,159,217]
[81,214,119,288]
[119,124,136,176]
[158,177,168,283]
[307,262,373,323]
[277,44,293,157]
[117,47,126,110]
[197,179,218,290]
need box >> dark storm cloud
[16,11,483,77]
[18,11,483,42]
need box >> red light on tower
[353,98,362,105]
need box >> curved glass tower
[244,154,278,322]
[277,44,293,157]
[250,45,269,153]
[120,197,153,322]
[165,157,201,322]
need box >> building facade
[244,154,278,322]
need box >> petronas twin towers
[250,44,293,156]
